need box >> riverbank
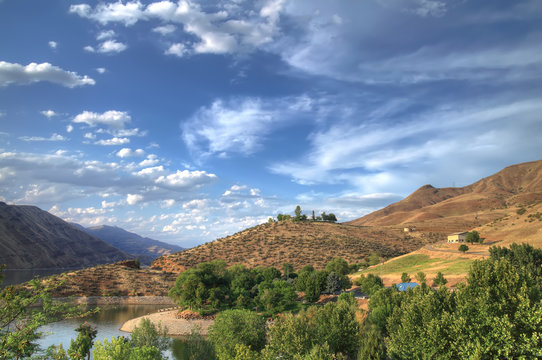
[120,309,214,336]
[53,295,176,306]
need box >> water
[37,304,181,359]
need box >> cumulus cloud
[69,2,145,26]
[48,41,58,49]
[182,95,313,158]
[97,40,128,53]
[165,43,187,57]
[97,30,116,40]
[0,61,95,87]
[116,147,145,158]
[41,110,57,118]
[73,110,131,129]
[96,67,107,74]
[126,193,143,205]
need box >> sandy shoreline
[120,310,214,336]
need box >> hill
[46,260,177,297]
[0,202,130,269]
[76,225,184,265]
[151,221,439,273]
[347,160,542,238]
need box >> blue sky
[1,0,541,247]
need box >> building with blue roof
[396,282,419,291]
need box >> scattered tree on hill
[356,274,384,296]
[282,262,294,278]
[432,272,448,287]
[415,271,426,285]
[321,212,338,222]
[325,257,350,276]
[401,272,411,283]
[458,244,469,253]
[466,230,481,244]
[295,205,302,220]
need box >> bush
[458,244,469,253]
[358,274,384,296]
[208,309,267,360]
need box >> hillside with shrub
[151,221,439,273]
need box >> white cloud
[116,147,145,158]
[84,132,96,140]
[165,43,187,57]
[69,2,146,26]
[18,133,67,142]
[96,68,107,74]
[126,193,143,205]
[40,110,57,118]
[136,166,164,176]
[66,125,74,133]
[84,46,96,52]
[155,170,217,190]
[161,199,176,208]
[48,41,58,49]
[97,30,116,40]
[139,154,160,167]
[94,137,130,146]
[73,110,131,129]
[0,61,95,87]
[98,40,128,53]
[182,95,313,158]
[153,24,176,35]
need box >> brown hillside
[45,261,177,297]
[151,221,442,273]
[347,160,542,234]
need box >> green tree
[265,308,317,358]
[326,272,342,294]
[358,323,386,360]
[301,272,322,303]
[415,271,427,284]
[256,280,297,314]
[357,274,383,296]
[130,318,170,354]
[92,337,164,360]
[282,262,294,278]
[208,309,266,360]
[367,287,402,334]
[458,244,469,253]
[68,322,97,360]
[432,272,448,287]
[325,257,349,276]
[400,272,411,283]
[294,205,302,220]
[0,274,88,359]
[465,230,480,244]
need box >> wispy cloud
[18,133,67,142]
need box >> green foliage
[282,262,294,278]
[320,212,337,222]
[208,309,267,360]
[92,336,164,360]
[415,271,426,284]
[300,272,322,303]
[368,252,381,266]
[432,272,448,287]
[294,205,302,221]
[43,344,69,360]
[358,274,384,296]
[358,324,386,360]
[174,326,215,360]
[67,322,97,360]
[0,275,88,359]
[465,230,481,244]
[367,288,402,334]
[325,272,342,294]
[261,266,282,283]
[489,242,542,281]
[256,280,297,314]
[325,257,349,276]
[130,318,170,353]
[265,308,317,359]
[458,244,469,253]
[400,272,411,283]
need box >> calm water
[38,304,184,359]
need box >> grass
[356,253,474,277]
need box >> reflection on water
[38,305,179,359]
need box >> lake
[38,304,190,359]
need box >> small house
[396,282,418,292]
[447,232,468,243]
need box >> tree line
[274,205,337,223]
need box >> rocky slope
[76,225,184,265]
[0,202,130,269]
[151,221,438,273]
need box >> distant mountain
[0,202,130,269]
[347,160,542,235]
[77,225,184,265]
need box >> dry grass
[151,221,441,273]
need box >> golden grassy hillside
[151,221,442,273]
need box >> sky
[1,0,541,248]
